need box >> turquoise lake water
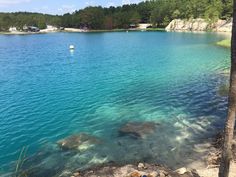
[0,32,231,176]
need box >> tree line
[0,0,233,31]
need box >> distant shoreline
[0,28,232,35]
[0,28,166,35]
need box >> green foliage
[172,10,181,19]
[0,0,233,31]
[0,12,61,31]
[75,6,105,29]
[130,11,141,24]
[149,0,231,28]
[222,0,233,19]
[204,0,223,22]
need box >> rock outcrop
[165,18,232,32]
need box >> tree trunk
[219,1,236,177]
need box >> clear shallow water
[0,32,230,176]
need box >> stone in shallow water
[218,84,229,97]
[57,133,101,151]
[119,122,158,139]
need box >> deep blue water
[0,32,230,176]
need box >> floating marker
[69,45,75,50]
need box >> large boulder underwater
[119,121,159,139]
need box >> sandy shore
[64,28,88,32]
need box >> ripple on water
[0,32,230,175]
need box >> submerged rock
[119,122,159,139]
[57,133,101,151]
[218,84,229,97]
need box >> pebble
[148,171,158,177]
[138,163,145,169]
[130,171,141,177]
[175,167,187,175]
[159,170,168,177]
[73,172,80,176]
[159,172,165,177]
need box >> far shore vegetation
[0,0,233,32]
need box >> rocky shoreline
[63,130,236,177]
[57,122,236,177]
[66,163,200,177]
[1,19,233,35]
[12,116,235,177]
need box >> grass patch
[216,39,231,48]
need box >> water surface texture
[0,32,230,176]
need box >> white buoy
[69,45,75,50]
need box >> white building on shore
[9,27,17,32]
